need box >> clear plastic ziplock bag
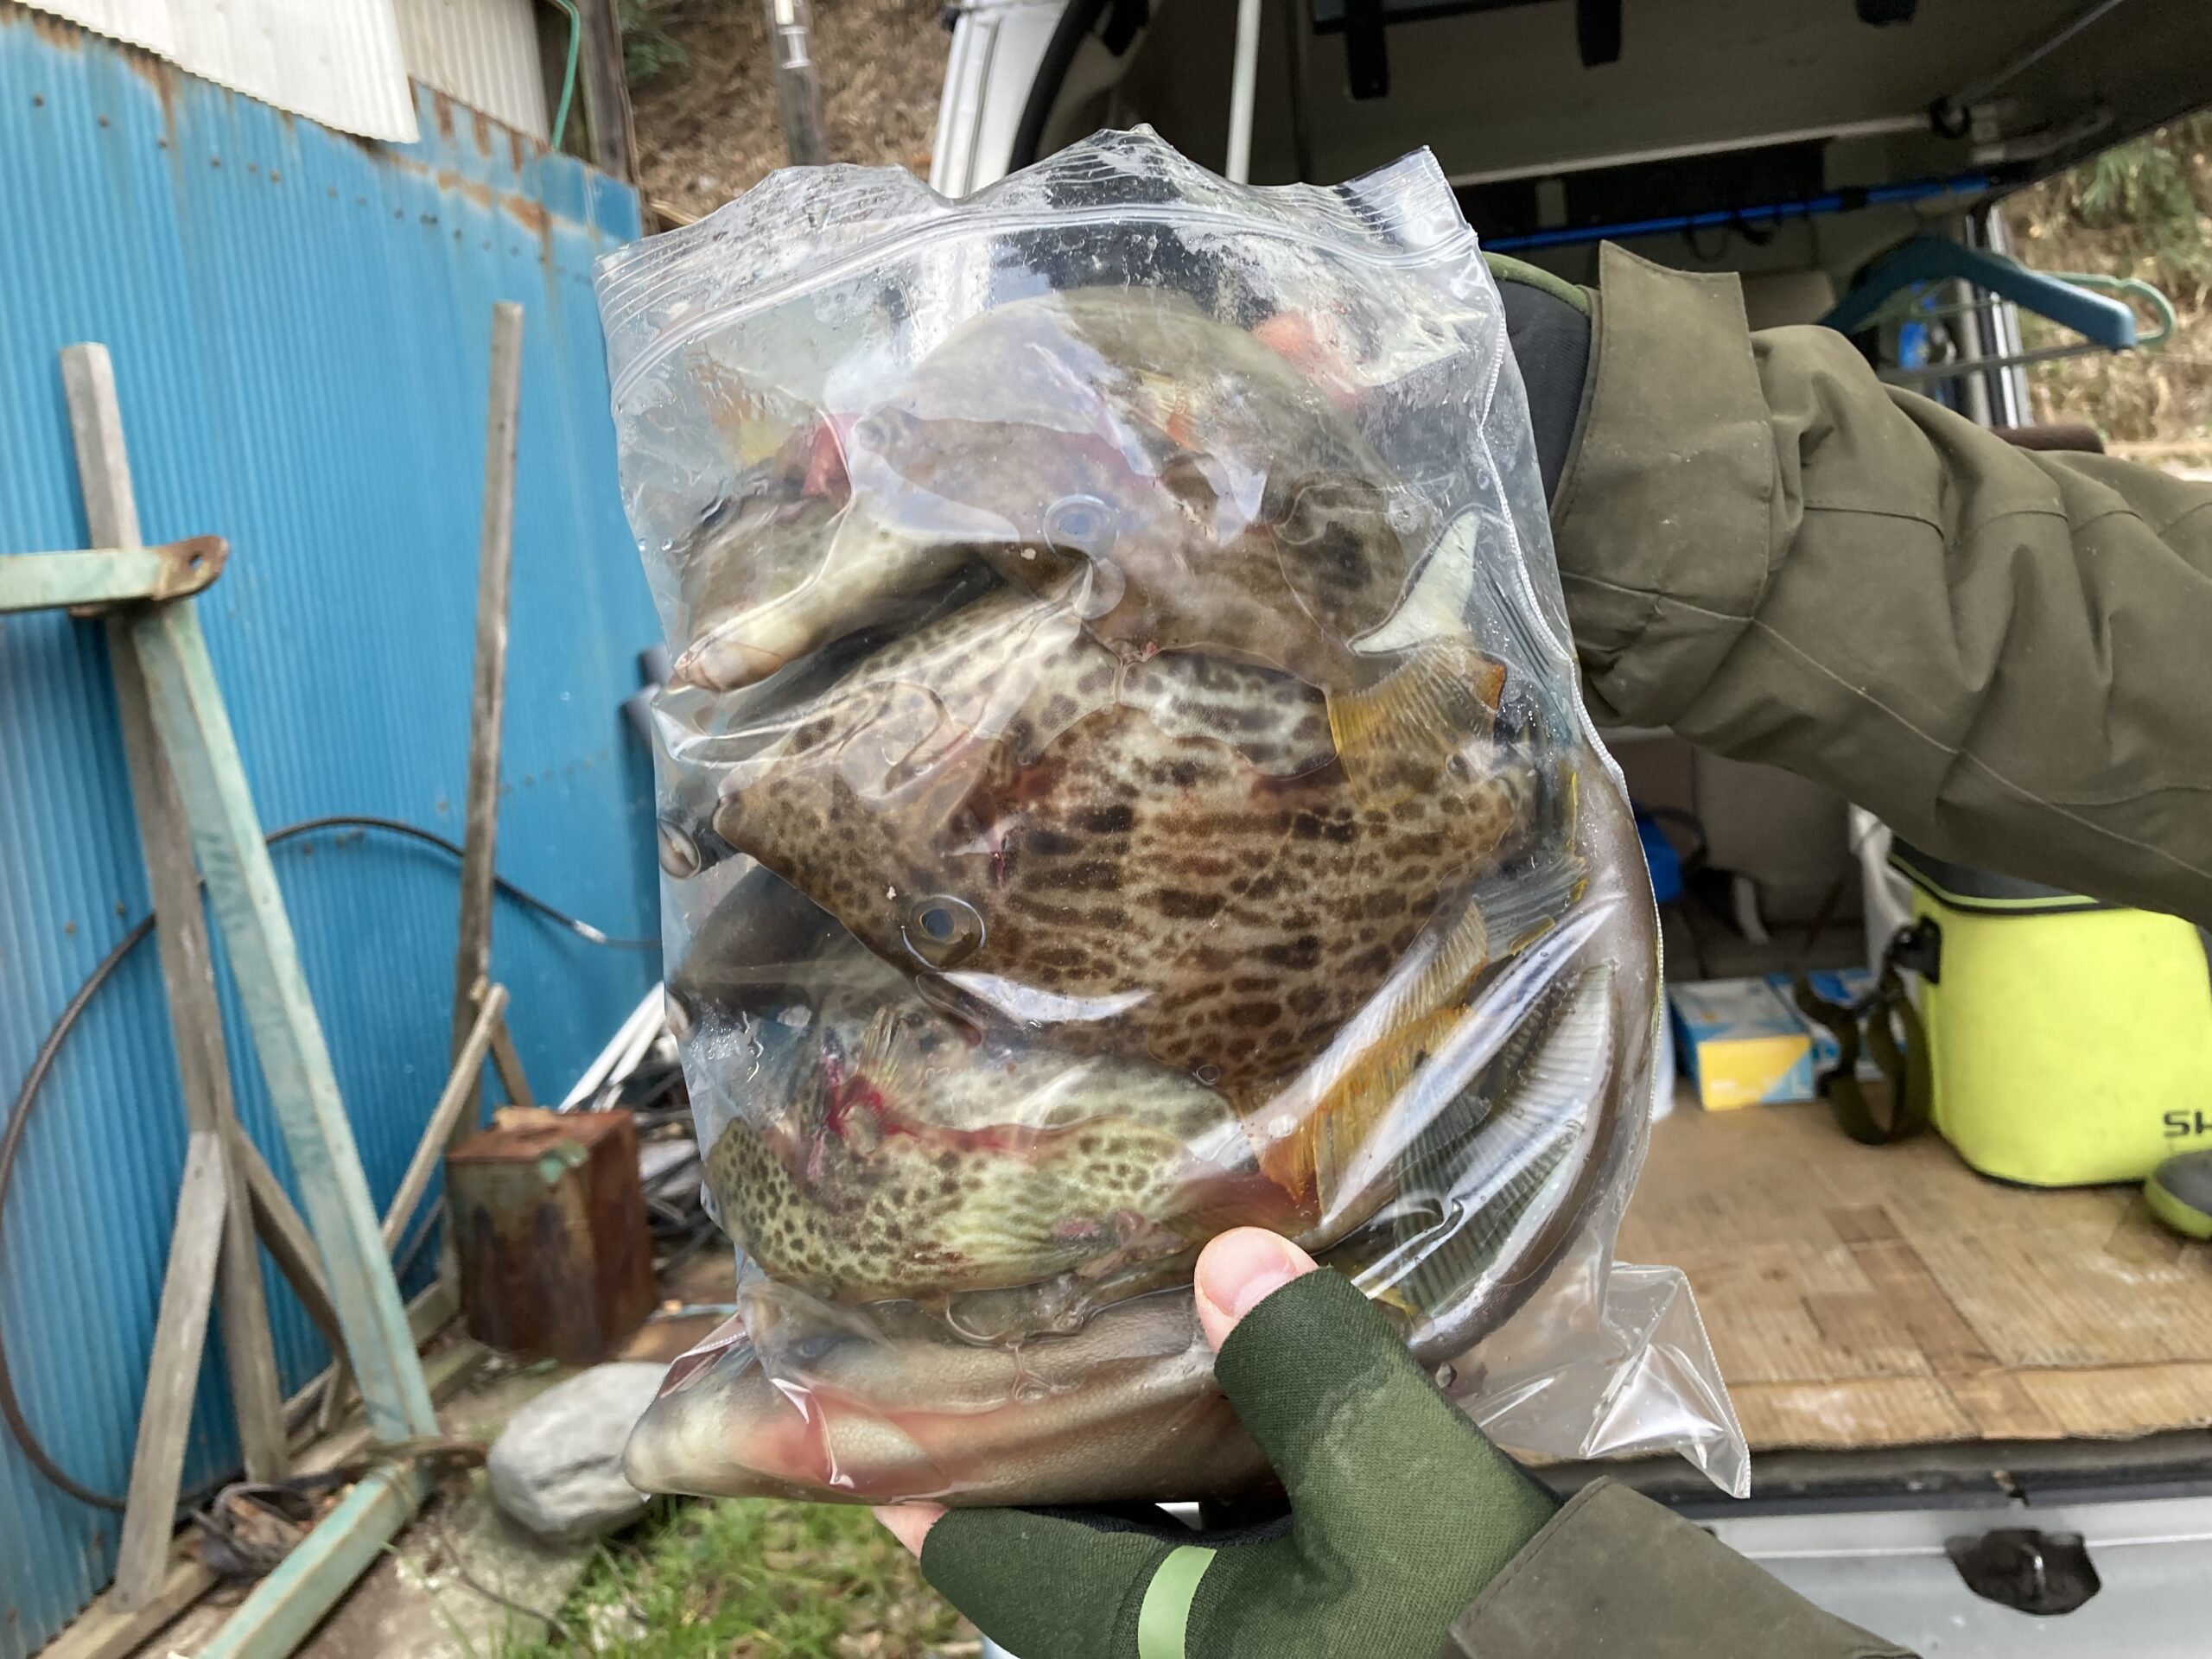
[595,128,1746,1506]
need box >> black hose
[0,814,657,1511]
[1008,0,1115,171]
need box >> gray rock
[486,1362,666,1542]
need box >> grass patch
[505,1497,976,1657]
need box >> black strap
[1793,921,1938,1147]
[1343,0,1389,99]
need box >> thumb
[1194,1227,1320,1352]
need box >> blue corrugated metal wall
[0,12,658,1651]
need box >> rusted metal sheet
[448,1112,654,1364]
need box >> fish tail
[1327,639,1506,808]
[1387,963,1617,1322]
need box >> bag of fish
[596,129,1747,1506]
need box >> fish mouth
[671,622,795,691]
[626,1324,950,1501]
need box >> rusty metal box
[447,1109,655,1363]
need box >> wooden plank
[62,343,289,1484]
[128,594,437,1441]
[572,0,639,180]
[488,1013,537,1111]
[294,1330,485,1480]
[194,1463,425,1659]
[112,631,289,1484]
[239,1135,344,1355]
[113,1135,229,1610]
[451,303,523,1095]
[1625,1098,2212,1451]
[41,1549,215,1659]
[390,985,509,1252]
[0,538,224,612]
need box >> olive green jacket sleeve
[1445,1481,1910,1657]
[1554,244,2212,927]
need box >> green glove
[877,1229,1560,1659]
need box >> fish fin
[854,1008,933,1109]
[1389,965,1615,1324]
[1462,846,1588,965]
[1260,847,1586,1211]
[1326,639,1506,808]
[1256,1004,1465,1211]
[1351,508,1480,656]
[1369,846,1588,1049]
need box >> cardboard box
[1669,969,1879,1110]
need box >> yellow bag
[1893,844,2212,1186]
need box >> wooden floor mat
[1622,1098,2212,1448]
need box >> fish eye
[904,894,984,968]
[1045,494,1117,555]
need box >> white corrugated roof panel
[393,0,550,141]
[24,0,419,141]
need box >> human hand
[875,1227,1558,1658]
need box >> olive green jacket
[1448,240,2212,1657]
[1445,1481,1905,1657]
[1554,244,2212,930]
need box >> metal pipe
[766,0,830,167]
[1226,0,1263,183]
[1973,206,2033,427]
[1483,169,1995,254]
[560,982,665,1109]
[195,1464,423,1659]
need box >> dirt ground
[625,0,950,223]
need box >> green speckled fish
[624,961,1625,1506]
[670,874,1277,1313]
[702,998,1285,1306]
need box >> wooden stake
[572,0,640,181]
[129,545,436,1444]
[487,1014,537,1111]
[389,985,509,1252]
[61,344,286,1487]
[451,304,524,1123]
[238,1138,344,1356]
[113,1135,228,1608]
